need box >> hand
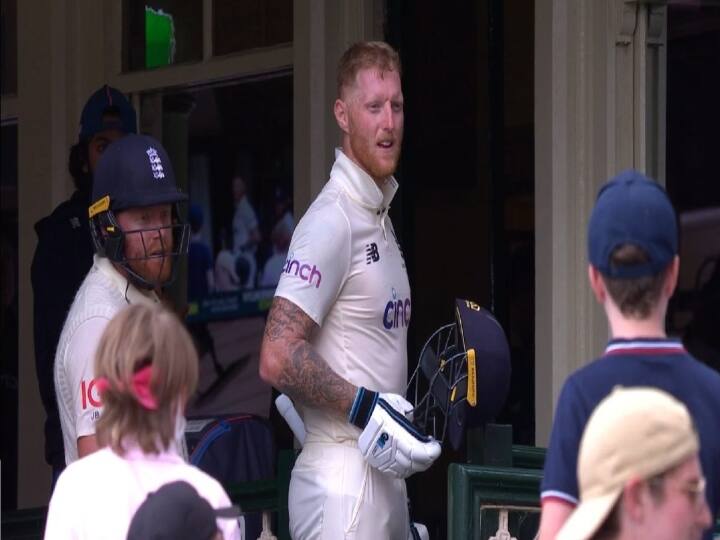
[348,387,441,479]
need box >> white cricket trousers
[289,440,409,539]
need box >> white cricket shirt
[274,149,411,443]
[54,255,158,464]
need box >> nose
[143,222,171,252]
[158,225,173,251]
[697,498,712,529]
[382,102,395,130]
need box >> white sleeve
[65,317,110,439]
[273,202,351,325]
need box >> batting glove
[349,387,441,479]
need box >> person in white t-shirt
[259,41,441,540]
[54,134,189,464]
[231,175,260,288]
[45,303,242,540]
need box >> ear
[334,98,350,135]
[622,477,648,522]
[663,255,680,297]
[588,264,606,304]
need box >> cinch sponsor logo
[283,253,322,288]
[80,379,102,410]
[383,288,411,329]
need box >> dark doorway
[385,0,535,535]
[665,3,720,374]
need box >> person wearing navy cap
[53,133,189,466]
[538,170,720,540]
[31,85,137,486]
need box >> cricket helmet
[88,134,189,289]
[407,299,511,450]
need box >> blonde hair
[94,303,198,455]
[337,41,401,99]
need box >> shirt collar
[331,148,398,212]
[95,255,160,306]
[119,442,184,464]
[604,337,686,356]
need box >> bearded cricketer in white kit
[260,41,441,539]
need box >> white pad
[275,394,306,447]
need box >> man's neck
[605,301,667,340]
[339,145,387,189]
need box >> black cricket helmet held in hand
[88,134,190,290]
[407,299,511,450]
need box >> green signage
[145,6,176,69]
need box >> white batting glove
[382,392,415,422]
[348,387,441,479]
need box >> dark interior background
[666,3,720,374]
[385,0,535,535]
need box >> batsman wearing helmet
[53,134,189,465]
[259,41,441,539]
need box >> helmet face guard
[407,299,511,450]
[90,202,190,290]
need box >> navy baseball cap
[127,481,239,540]
[79,85,137,142]
[90,134,187,215]
[588,170,678,278]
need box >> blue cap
[91,134,187,213]
[79,85,137,142]
[588,170,678,278]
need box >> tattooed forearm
[280,341,355,414]
[263,296,315,343]
[262,297,356,415]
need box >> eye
[367,102,381,112]
[96,142,108,154]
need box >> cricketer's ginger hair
[336,41,401,99]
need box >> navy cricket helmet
[88,134,189,289]
[407,299,512,450]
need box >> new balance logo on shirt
[366,243,380,264]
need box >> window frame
[105,0,292,96]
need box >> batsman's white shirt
[54,255,158,465]
[274,149,411,539]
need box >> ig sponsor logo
[283,253,323,288]
[383,288,411,330]
[80,379,102,409]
